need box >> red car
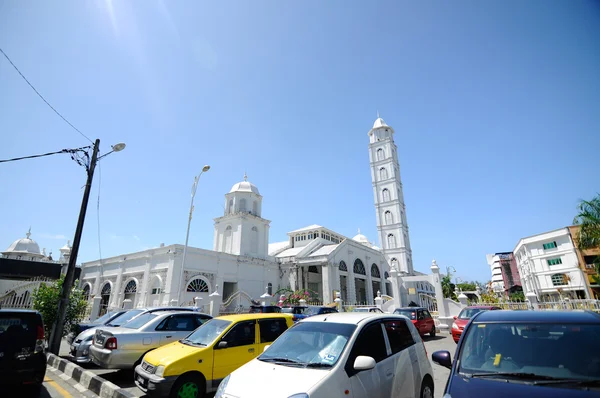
[394,307,436,337]
[451,305,501,343]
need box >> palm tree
[573,195,600,250]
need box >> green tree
[456,282,477,291]
[573,195,600,250]
[509,291,525,302]
[32,275,89,340]
[441,275,457,300]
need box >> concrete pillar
[122,299,133,310]
[525,292,539,310]
[374,290,383,310]
[321,264,332,304]
[389,268,404,309]
[458,293,468,307]
[90,296,102,322]
[431,259,452,333]
[170,299,178,306]
[288,264,298,291]
[209,287,221,317]
[194,297,202,308]
[299,298,307,307]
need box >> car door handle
[248,348,255,353]
[166,335,172,338]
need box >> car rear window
[121,313,157,329]
[108,309,144,326]
[0,313,39,342]
[395,310,416,320]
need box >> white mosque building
[68,116,436,314]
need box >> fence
[473,299,600,312]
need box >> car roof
[150,310,201,317]
[0,309,41,314]
[301,312,403,325]
[395,307,426,310]
[216,313,293,321]
[465,305,500,309]
[473,309,600,323]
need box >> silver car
[70,306,204,364]
[89,311,211,369]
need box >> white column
[321,263,332,304]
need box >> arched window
[101,283,111,296]
[239,198,247,212]
[400,210,404,223]
[253,201,258,215]
[379,167,388,180]
[223,226,232,253]
[384,271,390,279]
[384,211,393,224]
[267,283,273,295]
[250,226,259,253]
[82,284,90,301]
[382,189,390,202]
[228,199,233,214]
[354,259,366,275]
[339,261,348,272]
[551,274,567,286]
[187,278,209,292]
[390,258,398,269]
[150,275,162,295]
[387,234,397,248]
[376,148,384,160]
[124,280,137,302]
[371,264,380,278]
[100,282,111,315]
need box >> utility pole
[48,139,100,354]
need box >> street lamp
[446,265,456,277]
[48,139,125,354]
[176,165,211,305]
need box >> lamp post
[176,165,211,305]
[48,139,126,354]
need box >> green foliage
[32,275,89,340]
[509,291,525,302]
[573,195,600,250]
[479,292,499,303]
[441,275,457,300]
[456,282,477,291]
[274,288,320,306]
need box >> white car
[215,312,434,398]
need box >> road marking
[45,374,72,398]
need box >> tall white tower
[213,173,271,258]
[368,114,414,274]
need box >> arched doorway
[123,280,137,307]
[185,277,210,306]
[353,259,367,304]
[100,283,111,316]
[82,284,91,301]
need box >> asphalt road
[65,333,456,398]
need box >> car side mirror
[432,350,452,369]
[353,355,376,371]
[453,316,457,320]
[217,341,228,349]
[263,345,270,352]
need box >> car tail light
[35,325,45,353]
[105,337,117,350]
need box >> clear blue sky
[1,1,599,283]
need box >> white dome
[352,229,372,248]
[4,230,41,255]
[373,117,388,129]
[229,173,260,195]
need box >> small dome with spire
[4,228,41,255]
[352,228,372,248]
[373,117,388,129]
[229,172,260,195]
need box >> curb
[46,353,136,398]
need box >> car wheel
[420,377,434,398]
[429,327,436,337]
[170,374,205,398]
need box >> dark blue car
[432,310,600,397]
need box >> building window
[124,280,137,303]
[187,278,209,292]
[371,264,381,278]
[82,284,90,301]
[547,258,563,266]
[228,199,233,214]
[384,211,393,224]
[377,148,385,161]
[339,261,348,272]
[267,283,273,295]
[239,198,247,212]
[223,226,232,252]
[382,189,391,202]
[543,241,557,250]
[387,234,397,248]
[354,259,366,275]
[551,274,567,286]
[252,201,258,215]
[390,258,398,269]
[250,226,259,253]
[379,167,388,180]
[309,266,319,273]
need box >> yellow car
[134,313,294,398]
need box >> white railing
[0,277,55,310]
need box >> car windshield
[89,311,118,325]
[107,309,144,326]
[459,322,600,381]
[458,308,484,319]
[183,319,232,346]
[303,307,322,316]
[395,309,416,320]
[258,322,356,367]
[121,313,157,329]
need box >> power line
[0,47,93,144]
[0,146,91,164]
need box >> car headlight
[452,322,459,330]
[155,365,165,377]
[214,374,230,398]
[288,394,309,398]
